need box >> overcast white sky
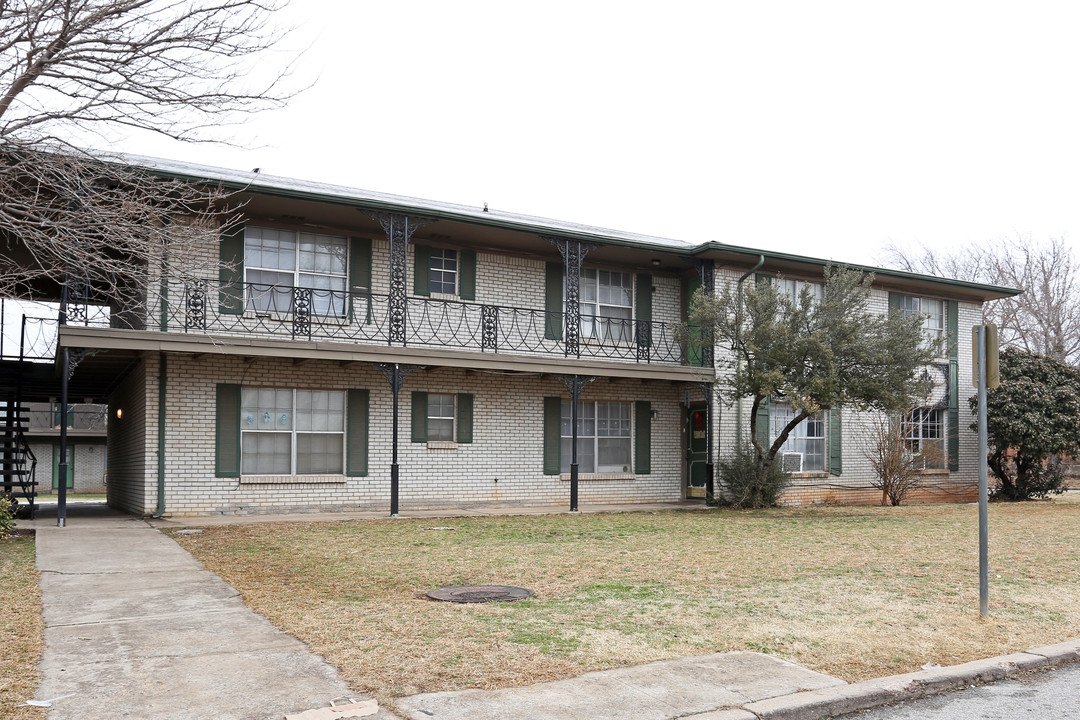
[110,1,1080,267]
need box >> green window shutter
[544,262,564,340]
[459,250,477,300]
[755,397,771,449]
[215,383,241,477]
[829,406,843,476]
[543,396,562,474]
[684,276,704,367]
[755,272,771,286]
[346,389,370,477]
[888,291,903,314]
[348,237,372,323]
[636,273,652,351]
[411,391,428,442]
[414,245,431,296]
[456,393,474,443]
[947,300,959,471]
[634,400,651,474]
[219,222,245,314]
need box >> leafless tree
[0,0,298,306]
[882,236,1080,365]
[862,413,933,506]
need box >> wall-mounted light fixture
[115,408,123,419]
[651,258,661,267]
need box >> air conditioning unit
[781,452,804,473]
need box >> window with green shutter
[411,391,473,443]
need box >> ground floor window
[902,407,946,470]
[426,393,456,441]
[240,389,345,474]
[770,403,826,472]
[560,400,632,473]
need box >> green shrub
[716,442,791,508]
[0,494,15,540]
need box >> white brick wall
[109,354,688,516]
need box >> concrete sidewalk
[28,504,393,720]
[25,503,1080,720]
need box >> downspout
[735,255,766,442]
[154,351,166,518]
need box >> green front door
[687,404,708,498]
[52,444,74,490]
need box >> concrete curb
[736,638,1080,720]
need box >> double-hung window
[560,400,632,473]
[770,403,826,472]
[240,389,345,475]
[426,393,456,441]
[574,269,633,344]
[902,407,946,470]
[244,227,348,317]
[901,295,945,352]
[429,249,458,295]
[778,278,823,306]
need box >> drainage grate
[426,585,533,603]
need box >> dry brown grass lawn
[1,531,45,720]
[172,495,1080,705]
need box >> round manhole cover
[426,585,533,603]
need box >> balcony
[95,279,704,367]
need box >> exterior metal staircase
[2,370,37,519]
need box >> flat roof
[113,153,1022,300]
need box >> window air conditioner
[781,452,804,473]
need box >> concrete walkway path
[28,504,390,720]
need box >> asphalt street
[845,662,1080,720]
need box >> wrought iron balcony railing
[85,279,701,366]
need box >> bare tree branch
[881,236,1080,365]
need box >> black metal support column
[57,347,69,528]
[545,236,599,358]
[694,259,716,368]
[377,362,422,517]
[560,374,596,511]
[367,212,436,346]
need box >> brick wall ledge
[559,472,637,482]
[238,475,349,485]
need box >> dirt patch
[0,531,45,720]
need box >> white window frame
[901,295,945,352]
[902,407,946,470]
[769,403,827,472]
[778,278,823,306]
[244,226,349,317]
[427,393,456,442]
[429,248,458,295]
[560,400,633,473]
[240,388,345,475]
[568,268,635,344]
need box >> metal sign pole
[976,325,989,618]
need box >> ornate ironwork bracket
[66,348,99,380]
[559,373,597,398]
[185,279,208,330]
[377,362,424,391]
[292,287,312,339]
[481,305,499,351]
[544,236,600,358]
[60,276,89,326]
[367,211,436,345]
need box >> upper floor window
[245,227,348,317]
[778,278,823,306]
[428,249,458,295]
[574,269,633,344]
[901,295,945,350]
[770,403,826,472]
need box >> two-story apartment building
[23,155,1019,517]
